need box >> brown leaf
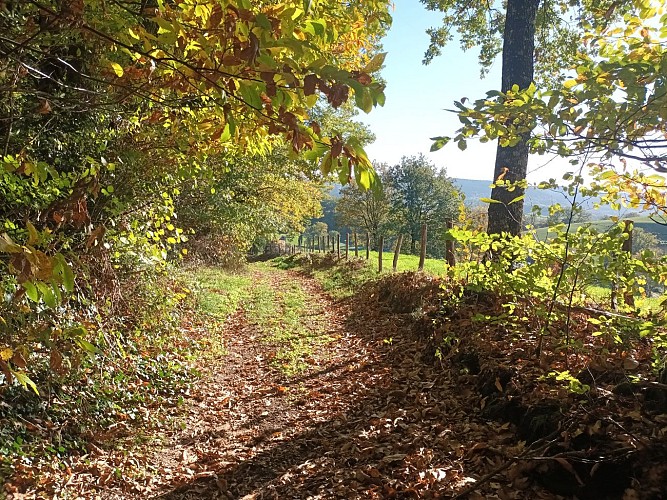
[327,84,349,108]
[86,225,106,249]
[222,54,243,66]
[331,138,343,158]
[50,348,65,375]
[36,98,52,115]
[209,4,223,28]
[554,457,584,485]
[11,350,27,369]
[304,74,318,96]
[0,360,13,383]
[353,72,372,85]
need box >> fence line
[274,219,636,297]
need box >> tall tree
[387,154,458,254]
[422,0,626,235]
[435,1,667,220]
[335,164,392,250]
[486,0,539,235]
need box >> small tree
[305,222,329,239]
[335,164,393,250]
[386,155,459,256]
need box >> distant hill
[453,178,638,219]
[325,178,647,220]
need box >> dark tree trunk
[410,236,417,254]
[487,0,540,236]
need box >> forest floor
[4,256,667,499]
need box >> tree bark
[487,0,540,236]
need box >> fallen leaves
[6,264,667,499]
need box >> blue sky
[359,0,567,182]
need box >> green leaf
[26,222,39,246]
[219,123,231,142]
[430,136,450,152]
[36,281,57,308]
[363,52,387,73]
[0,233,21,253]
[508,195,525,204]
[355,88,373,113]
[13,371,39,395]
[76,339,99,354]
[255,13,272,30]
[320,151,332,175]
[358,168,371,189]
[238,83,263,110]
[338,156,350,184]
[479,197,502,204]
[23,281,39,302]
[154,16,174,33]
[62,262,75,293]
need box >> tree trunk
[410,236,417,254]
[487,0,540,236]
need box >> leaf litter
[4,263,667,499]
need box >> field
[532,216,667,246]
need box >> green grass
[181,263,333,375]
[367,250,446,275]
[246,269,331,375]
[532,217,667,245]
[180,267,253,319]
[310,261,378,298]
[276,250,446,299]
[579,284,664,315]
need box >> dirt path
[137,266,522,500]
[142,267,393,498]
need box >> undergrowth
[0,268,227,494]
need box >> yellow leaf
[0,348,13,361]
[111,62,124,77]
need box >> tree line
[303,153,459,259]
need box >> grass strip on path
[246,262,332,375]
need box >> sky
[358,0,567,182]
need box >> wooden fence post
[354,232,358,258]
[366,233,370,260]
[378,236,384,272]
[445,219,456,267]
[393,234,403,272]
[622,220,635,308]
[418,224,427,271]
[337,233,341,259]
[345,233,349,260]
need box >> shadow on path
[152,273,491,499]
